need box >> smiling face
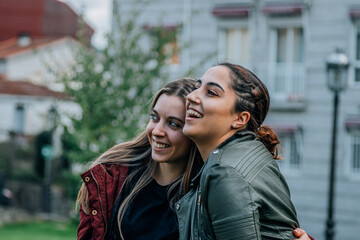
[146,94,191,166]
[183,66,240,148]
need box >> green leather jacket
[175,131,299,240]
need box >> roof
[0,0,94,41]
[0,77,69,99]
[0,36,75,59]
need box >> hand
[293,228,312,240]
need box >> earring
[232,123,236,128]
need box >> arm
[206,163,298,240]
[77,207,92,240]
[206,167,261,239]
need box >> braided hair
[217,62,280,159]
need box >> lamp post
[325,48,349,240]
[41,106,57,213]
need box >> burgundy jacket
[77,164,129,240]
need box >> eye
[207,89,218,96]
[169,120,181,128]
[150,113,158,121]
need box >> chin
[183,127,198,142]
[152,156,168,163]
[183,125,193,137]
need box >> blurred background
[0,0,359,239]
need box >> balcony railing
[254,62,306,103]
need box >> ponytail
[255,125,281,160]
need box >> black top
[112,178,179,240]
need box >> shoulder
[217,139,275,182]
[215,140,292,202]
[81,163,129,183]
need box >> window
[144,24,180,66]
[0,59,5,74]
[151,27,179,65]
[350,21,360,87]
[349,130,360,175]
[163,35,179,65]
[218,28,251,68]
[14,104,25,134]
[345,115,360,178]
[269,27,305,101]
[274,126,303,173]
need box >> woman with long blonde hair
[76,78,202,240]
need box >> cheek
[146,122,153,139]
[171,132,190,147]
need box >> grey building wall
[116,1,360,239]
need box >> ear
[232,111,251,129]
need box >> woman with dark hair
[177,63,313,239]
[76,78,203,240]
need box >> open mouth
[153,141,171,149]
[187,109,203,118]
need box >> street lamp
[325,48,349,240]
[41,106,57,213]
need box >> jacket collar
[216,130,256,149]
[189,130,256,189]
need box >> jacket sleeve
[77,207,93,240]
[205,163,298,240]
[205,165,261,239]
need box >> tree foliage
[57,0,177,164]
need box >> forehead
[153,94,185,117]
[201,66,232,88]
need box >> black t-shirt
[114,178,179,240]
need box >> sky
[60,0,112,49]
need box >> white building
[0,36,80,144]
[115,1,360,239]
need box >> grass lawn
[0,221,77,240]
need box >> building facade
[0,0,90,142]
[116,0,360,239]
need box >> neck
[195,131,236,162]
[153,162,185,186]
[197,144,216,163]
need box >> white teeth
[154,142,170,148]
[187,109,203,118]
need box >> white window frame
[268,25,305,102]
[13,103,25,134]
[349,20,360,89]
[217,19,252,69]
[218,27,251,68]
[146,26,180,68]
[345,129,360,180]
[277,130,303,175]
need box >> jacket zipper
[190,189,198,240]
[197,188,202,240]
[91,171,107,240]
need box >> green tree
[57,0,178,164]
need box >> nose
[186,90,200,104]
[152,122,166,137]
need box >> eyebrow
[151,109,184,123]
[196,79,225,92]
